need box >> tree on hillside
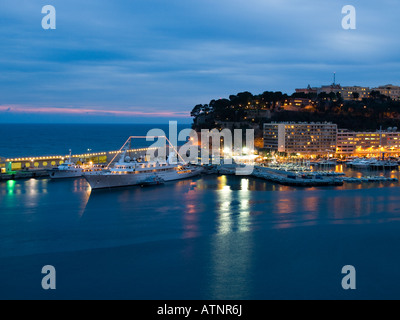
[370,90,380,99]
[336,92,343,102]
[212,99,232,120]
[236,92,254,106]
[190,104,203,118]
[317,92,329,101]
[328,92,337,101]
[291,92,308,99]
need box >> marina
[209,161,399,187]
[2,148,400,188]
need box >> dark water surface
[1,174,400,299]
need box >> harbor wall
[0,147,158,175]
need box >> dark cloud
[0,0,399,123]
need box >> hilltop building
[372,85,400,100]
[340,86,370,100]
[295,84,370,100]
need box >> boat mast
[106,136,187,169]
[379,126,382,160]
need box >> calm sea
[1,124,400,300]
[0,123,191,158]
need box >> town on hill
[191,84,400,139]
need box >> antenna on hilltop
[333,72,336,85]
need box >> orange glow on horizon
[0,105,189,118]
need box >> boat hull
[49,169,83,179]
[84,167,203,190]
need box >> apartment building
[263,122,337,155]
[337,129,400,154]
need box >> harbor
[2,146,399,188]
[0,147,154,181]
[212,163,398,187]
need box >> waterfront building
[0,157,6,173]
[337,129,400,155]
[0,148,153,173]
[263,122,337,155]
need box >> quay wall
[0,147,159,174]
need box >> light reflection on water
[209,231,253,299]
[2,173,400,299]
[238,179,250,233]
[1,173,400,258]
[217,184,232,235]
[211,177,252,299]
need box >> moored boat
[83,138,203,190]
[49,150,92,179]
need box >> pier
[212,164,399,187]
[214,164,344,187]
[0,147,156,181]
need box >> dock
[0,170,50,181]
[212,164,398,187]
[252,167,344,187]
[0,147,156,180]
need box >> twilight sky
[0,0,399,123]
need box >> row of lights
[73,152,107,158]
[5,148,158,162]
[109,147,158,154]
[6,156,63,162]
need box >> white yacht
[348,158,373,169]
[49,150,93,179]
[83,149,203,190]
